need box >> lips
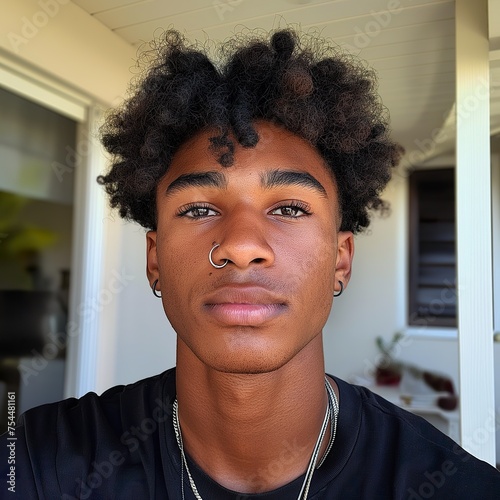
[204,286,287,326]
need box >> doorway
[0,87,76,433]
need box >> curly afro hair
[99,28,403,233]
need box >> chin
[212,362,287,375]
[178,328,321,375]
[203,348,298,375]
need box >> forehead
[160,121,337,196]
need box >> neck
[175,335,337,494]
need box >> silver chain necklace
[173,377,339,500]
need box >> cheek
[156,232,204,304]
[281,228,336,299]
[308,243,336,298]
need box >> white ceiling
[72,0,500,159]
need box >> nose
[215,208,275,269]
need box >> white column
[64,105,106,398]
[455,0,496,464]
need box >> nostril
[251,258,266,264]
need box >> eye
[269,201,311,218]
[177,203,219,218]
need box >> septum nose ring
[209,243,228,269]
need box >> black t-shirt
[1,368,499,499]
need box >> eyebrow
[165,171,227,197]
[262,170,328,197]
[165,169,328,198]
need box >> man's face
[147,121,353,374]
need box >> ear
[146,231,159,287]
[335,231,354,290]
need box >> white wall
[98,218,177,392]
[324,173,407,380]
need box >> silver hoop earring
[334,281,344,297]
[152,279,162,298]
[209,243,228,269]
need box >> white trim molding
[0,50,90,122]
[455,0,496,465]
[64,105,107,398]
[404,327,458,341]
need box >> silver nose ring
[209,243,228,269]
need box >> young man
[2,29,500,499]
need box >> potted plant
[375,332,403,385]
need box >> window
[409,168,456,327]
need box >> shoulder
[20,367,175,434]
[329,376,500,499]
[335,376,454,443]
[1,368,176,498]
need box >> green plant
[374,332,404,385]
[375,332,404,364]
[0,191,56,289]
